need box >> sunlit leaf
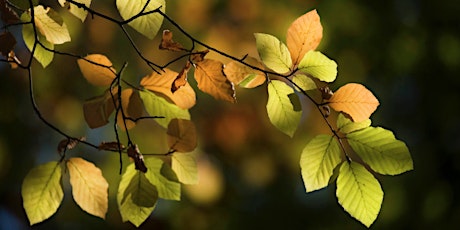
[116,0,165,39]
[58,0,91,22]
[77,54,116,87]
[347,127,413,175]
[300,135,343,192]
[117,163,157,227]
[172,61,191,93]
[254,33,292,74]
[117,88,144,131]
[287,9,322,65]
[167,118,197,152]
[292,74,317,91]
[67,157,108,219]
[190,50,209,63]
[336,161,383,227]
[22,161,63,225]
[159,29,185,51]
[21,12,54,68]
[83,89,117,128]
[139,90,190,128]
[194,59,236,103]
[266,80,302,137]
[172,152,198,184]
[298,50,337,82]
[223,57,266,88]
[328,83,380,122]
[337,113,371,134]
[33,5,71,44]
[144,157,181,201]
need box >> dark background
[1,0,459,229]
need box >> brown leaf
[77,54,116,87]
[159,30,185,52]
[57,137,86,154]
[190,50,209,63]
[194,59,236,103]
[167,119,197,153]
[117,88,144,131]
[98,142,126,152]
[286,9,323,66]
[223,56,266,88]
[0,0,19,24]
[127,144,147,173]
[140,68,196,109]
[172,61,191,93]
[0,32,16,57]
[328,83,380,122]
[83,89,117,129]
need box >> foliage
[0,0,413,228]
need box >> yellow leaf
[194,59,236,103]
[117,88,144,131]
[286,9,323,65]
[167,118,197,152]
[172,153,198,184]
[77,54,116,87]
[223,57,266,88]
[33,5,71,44]
[328,83,379,122]
[67,157,108,219]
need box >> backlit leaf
[328,83,380,122]
[144,157,181,200]
[167,118,197,152]
[287,9,322,65]
[172,153,198,184]
[337,113,371,134]
[266,80,302,137]
[347,127,413,175]
[116,0,165,39]
[117,88,144,131]
[254,33,292,74]
[298,50,337,82]
[172,62,191,93]
[67,157,108,219]
[59,0,91,22]
[159,29,185,51]
[77,54,116,87]
[292,74,317,91]
[139,90,190,128]
[83,90,117,128]
[223,57,266,88]
[33,5,71,44]
[194,59,236,103]
[336,161,383,227]
[300,135,343,192]
[117,163,158,227]
[21,12,54,68]
[22,161,63,225]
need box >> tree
[0,0,413,228]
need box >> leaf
[190,50,209,63]
[298,50,337,82]
[292,74,317,91]
[139,90,190,128]
[254,33,292,74]
[33,5,71,44]
[67,157,108,219]
[117,163,158,227]
[127,144,147,173]
[58,0,91,22]
[286,9,323,65]
[194,59,236,103]
[11,0,39,10]
[117,88,144,131]
[83,89,117,128]
[77,54,116,87]
[328,83,380,122]
[337,113,371,134]
[171,153,198,184]
[172,61,191,93]
[0,0,20,24]
[144,157,181,201]
[21,12,54,68]
[300,135,343,192]
[116,0,165,39]
[22,161,63,225]
[140,67,196,109]
[347,127,413,175]
[336,161,383,227]
[266,80,302,137]
[159,30,185,51]
[223,56,266,88]
[0,32,16,56]
[167,118,197,152]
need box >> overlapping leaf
[21,13,54,67]
[347,127,413,175]
[67,157,108,219]
[83,89,117,128]
[33,5,71,44]
[336,161,383,227]
[337,113,371,134]
[139,90,190,128]
[167,118,197,153]
[78,54,116,86]
[254,33,292,74]
[171,153,198,184]
[298,50,337,82]
[58,0,92,22]
[22,161,63,225]
[144,157,181,201]
[117,88,144,131]
[116,0,165,39]
[292,74,317,91]
[223,57,266,88]
[328,83,379,122]
[194,59,236,103]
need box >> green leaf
[21,12,54,68]
[347,127,413,175]
[300,135,343,192]
[10,0,39,10]
[59,0,92,22]
[292,74,317,91]
[116,0,165,39]
[33,6,71,44]
[117,163,158,227]
[336,161,383,227]
[22,161,63,225]
[172,153,198,184]
[337,113,371,134]
[144,157,181,201]
[298,50,337,82]
[139,90,190,128]
[266,80,302,137]
[254,33,292,74]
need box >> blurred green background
[1,0,460,229]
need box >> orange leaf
[223,57,266,88]
[190,50,209,63]
[328,83,379,122]
[194,59,236,103]
[167,119,197,153]
[286,9,323,66]
[77,54,116,87]
[159,30,185,52]
[140,67,196,109]
[117,88,144,131]
[172,61,191,93]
